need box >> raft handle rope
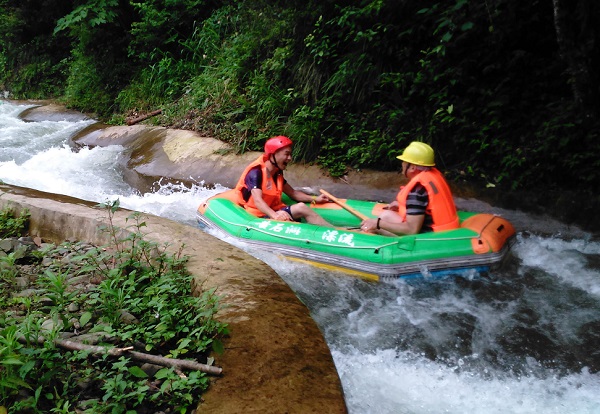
[205,204,500,247]
[206,204,400,251]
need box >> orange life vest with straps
[396,168,459,232]
[235,155,287,217]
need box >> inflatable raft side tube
[461,214,516,254]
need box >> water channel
[1,100,599,413]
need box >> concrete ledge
[0,184,347,413]
[70,123,401,202]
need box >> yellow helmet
[396,141,435,166]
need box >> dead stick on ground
[126,350,222,376]
[126,109,162,126]
[18,335,223,376]
[56,339,223,376]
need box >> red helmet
[264,136,293,156]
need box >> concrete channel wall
[0,184,347,413]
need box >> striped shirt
[406,183,433,232]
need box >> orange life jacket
[396,168,459,232]
[234,155,286,217]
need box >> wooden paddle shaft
[319,189,370,221]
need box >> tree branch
[18,335,223,376]
[126,109,163,126]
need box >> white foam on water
[514,234,600,297]
[333,348,600,414]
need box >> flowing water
[2,100,599,414]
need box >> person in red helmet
[235,136,331,225]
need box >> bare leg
[290,203,332,226]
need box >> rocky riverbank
[16,101,599,235]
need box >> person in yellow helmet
[360,141,459,235]
[235,136,332,225]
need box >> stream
[1,100,599,414]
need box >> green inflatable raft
[196,189,516,282]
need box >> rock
[140,363,162,376]
[0,238,15,252]
[13,288,42,298]
[18,236,35,244]
[67,275,90,287]
[18,103,92,122]
[69,317,81,330]
[119,310,139,324]
[41,318,64,333]
[14,276,29,289]
[72,332,111,345]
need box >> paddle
[319,189,370,221]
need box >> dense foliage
[0,202,227,413]
[1,0,599,196]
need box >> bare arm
[384,200,399,211]
[361,214,424,235]
[283,183,329,204]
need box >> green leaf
[177,338,191,349]
[0,377,31,390]
[128,366,148,378]
[212,339,224,355]
[80,311,93,327]
[154,368,171,379]
[461,22,474,31]
[1,358,24,366]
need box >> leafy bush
[3,0,600,193]
[62,44,113,114]
[0,201,228,413]
[0,207,29,239]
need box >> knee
[292,203,311,217]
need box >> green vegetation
[0,202,227,413]
[0,207,29,239]
[1,0,599,196]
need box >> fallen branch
[18,335,222,376]
[126,350,222,375]
[126,109,162,126]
